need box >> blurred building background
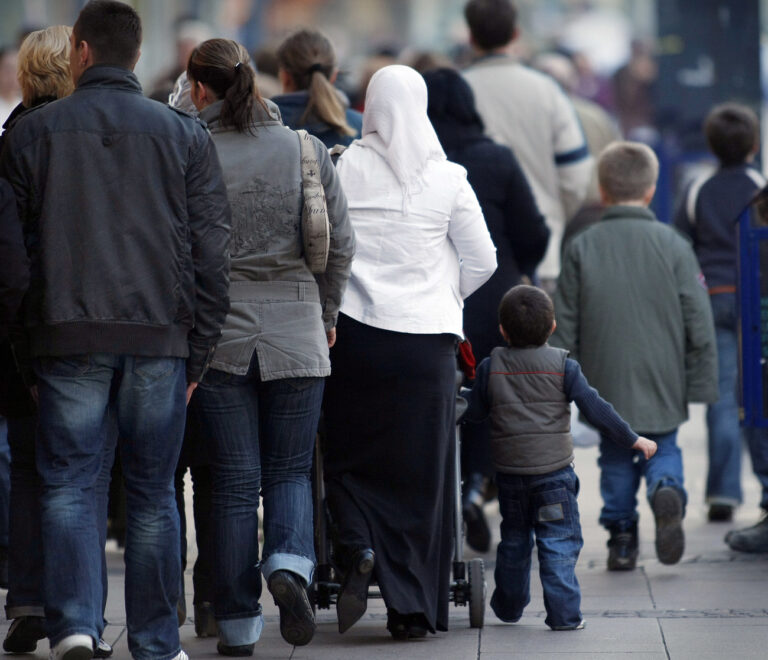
[0,0,764,221]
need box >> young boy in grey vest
[462,284,656,630]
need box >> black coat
[425,68,549,360]
[1,66,231,381]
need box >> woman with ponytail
[273,29,362,148]
[186,38,355,656]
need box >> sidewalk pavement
[5,404,768,659]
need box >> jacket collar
[467,52,517,69]
[76,65,142,94]
[601,205,657,222]
[198,98,282,133]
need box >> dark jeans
[491,466,583,629]
[195,358,322,646]
[6,414,115,621]
[34,354,186,660]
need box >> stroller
[309,368,487,629]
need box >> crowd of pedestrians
[0,0,764,658]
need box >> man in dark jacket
[0,2,230,659]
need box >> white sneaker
[49,634,94,660]
[171,651,189,660]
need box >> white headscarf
[359,65,446,203]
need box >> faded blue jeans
[34,354,186,660]
[706,292,768,509]
[195,357,322,647]
[491,466,583,630]
[598,430,686,530]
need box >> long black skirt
[322,313,456,632]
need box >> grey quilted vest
[487,345,573,475]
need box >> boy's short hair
[598,141,659,203]
[464,0,517,51]
[73,0,141,70]
[704,103,759,166]
[498,285,554,348]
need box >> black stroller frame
[309,373,486,629]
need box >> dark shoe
[607,523,638,571]
[462,473,491,553]
[267,570,316,646]
[216,642,254,657]
[652,487,685,564]
[194,602,218,638]
[386,610,409,640]
[406,614,429,638]
[708,503,734,522]
[3,615,46,653]
[337,548,375,633]
[93,638,113,659]
[725,514,768,552]
[177,595,187,627]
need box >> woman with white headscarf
[322,65,496,640]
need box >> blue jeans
[6,415,116,621]
[491,466,583,630]
[195,360,322,647]
[34,354,186,660]
[706,293,768,508]
[706,293,744,505]
[598,430,686,529]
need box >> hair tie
[307,63,326,76]
[234,62,242,72]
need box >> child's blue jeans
[491,466,583,629]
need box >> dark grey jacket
[552,205,718,433]
[200,99,354,381]
[0,65,231,381]
[487,345,573,475]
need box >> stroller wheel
[468,558,486,629]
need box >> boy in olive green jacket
[551,141,717,571]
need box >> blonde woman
[0,25,113,659]
[272,29,362,148]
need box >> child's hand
[632,436,657,460]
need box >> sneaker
[652,487,685,564]
[3,615,46,653]
[606,524,638,571]
[551,619,586,631]
[194,601,219,638]
[267,570,316,646]
[93,638,113,659]
[49,634,94,660]
[725,514,768,552]
[708,503,734,522]
[171,652,188,660]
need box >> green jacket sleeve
[676,240,718,403]
[550,242,581,360]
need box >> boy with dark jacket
[462,284,656,630]
[675,104,768,548]
[552,141,718,571]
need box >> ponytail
[187,38,268,134]
[277,29,355,137]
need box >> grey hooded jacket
[200,99,355,381]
